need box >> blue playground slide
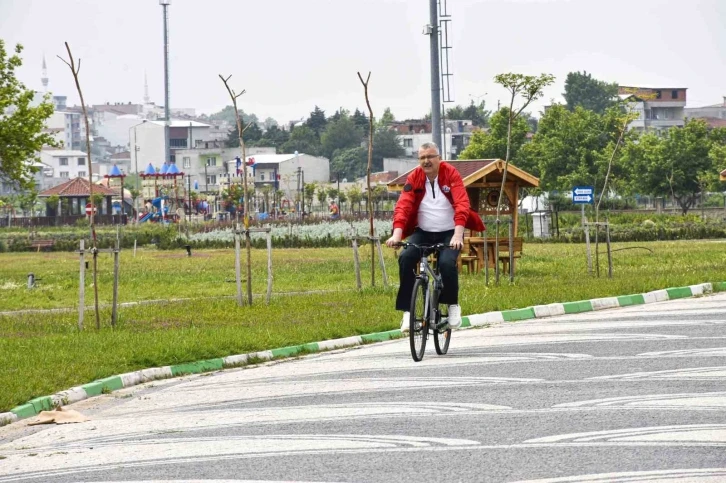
[139,213,152,223]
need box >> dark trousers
[395,228,460,311]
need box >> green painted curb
[563,300,594,314]
[666,286,693,300]
[502,307,536,322]
[170,359,224,377]
[271,343,319,358]
[617,294,645,306]
[361,330,402,343]
[82,376,124,397]
[461,317,471,328]
[713,282,726,292]
[10,403,37,419]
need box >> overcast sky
[2,0,725,124]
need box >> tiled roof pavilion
[39,177,117,197]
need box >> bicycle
[396,242,452,362]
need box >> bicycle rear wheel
[434,303,452,355]
[409,278,428,362]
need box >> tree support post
[78,239,85,331]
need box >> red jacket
[393,162,485,238]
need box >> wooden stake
[357,71,375,288]
[584,223,592,274]
[111,238,119,327]
[266,230,273,304]
[78,239,85,331]
[375,238,388,287]
[352,238,362,290]
[59,42,100,330]
[606,220,613,279]
[235,223,243,306]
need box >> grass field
[1,240,726,412]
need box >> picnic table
[465,236,523,274]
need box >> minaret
[41,55,49,93]
[143,71,150,105]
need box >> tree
[0,41,57,190]
[316,184,328,211]
[563,71,618,115]
[262,117,278,130]
[458,108,528,161]
[227,120,262,147]
[624,119,712,215]
[331,147,367,180]
[281,125,320,155]
[519,104,627,194]
[258,125,290,152]
[492,72,554,284]
[320,113,363,160]
[347,184,364,212]
[304,106,327,139]
[209,105,258,126]
[372,128,404,171]
[353,108,370,136]
[378,107,395,128]
[303,182,316,213]
[463,101,491,127]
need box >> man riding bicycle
[385,142,485,332]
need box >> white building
[130,119,213,174]
[619,86,687,132]
[40,149,93,181]
[96,114,144,147]
[45,111,86,150]
[223,153,330,202]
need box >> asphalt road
[2,294,726,482]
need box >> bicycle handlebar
[393,242,448,251]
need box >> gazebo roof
[387,159,539,191]
[39,177,117,197]
[721,168,726,181]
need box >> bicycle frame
[414,247,445,333]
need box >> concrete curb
[1,281,721,428]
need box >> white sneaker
[400,312,410,333]
[447,304,462,329]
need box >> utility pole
[427,0,442,149]
[160,0,171,165]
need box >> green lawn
[1,240,726,412]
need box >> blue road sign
[572,185,594,204]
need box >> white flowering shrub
[189,219,393,248]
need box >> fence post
[352,237,362,290]
[78,239,85,331]
[235,223,243,306]
[266,229,273,305]
[606,220,613,279]
[584,222,592,274]
[508,220,514,283]
[111,238,120,327]
[484,227,489,285]
[374,237,388,288]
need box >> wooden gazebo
[720,169,726,182]
[39,177,117,217]
[387,159,540,235]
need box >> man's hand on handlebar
[385,228,403,248]
[449,235,463,250]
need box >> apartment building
[618,85,687,132]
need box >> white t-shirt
[417,177,455,232]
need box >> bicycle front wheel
[409,278,428,362]
[434,303,451,355]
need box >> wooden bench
[497,238,523,274]
[458,238,480,274]
[30,239,55,252]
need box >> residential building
[0,161,54,198]
[685,97,726,128]
[618,85,687,132]
[223,153,330,203]
[45,110,86,150]
[391,119,473,159]
[130,119,213,172]
[39,149,93,181]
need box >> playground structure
[139,162,187,223]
